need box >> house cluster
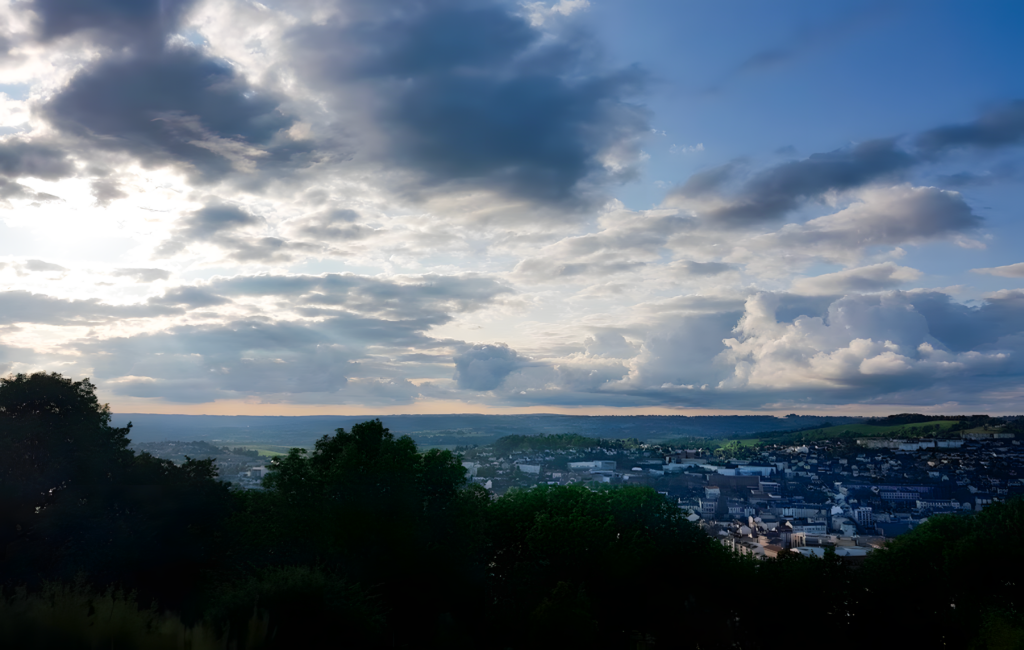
[699,433,1022,559]
[458,430,1022,557]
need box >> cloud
[23,259,67,273]
[285,209,378,244]
[287,0,649,207]
[453,343,526,391]
[583,330,640,358]
[156,203,262,256]
[155,203,347,263]
[791,262,922,296]
[207,272,513,321]
[523,0,591,27]
[512,211,694,282]
[0,291,180,325]
[91,179,128,206]
[715,291,1012,400]
[476,287,1024,409]
[54,270,517,403]
[673,161,740,198]
[916,101,1024,156]
[677,261,736,277]
[0,138,74,204]
[737,185,981,267]
[0,179,60,204]
[936,161,1019,188]
[0,138,74,180]
[972,262,1024,278]
[670,143,704,154]
[43,46,309,182]
[112,268,171,283]
[31,0,197,44]
[149,286,231,308]
[668,139,915,225]
[87,320,359,401]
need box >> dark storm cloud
[0,290,180,325]
[0,139,74,180]
[672,138,914,224]
[112,268,171,283]
[289,0,649,207]
[32,0,196,43]
[916,101,1024,156]
[43,47,307,182]
[453,343,525,391]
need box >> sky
[1,0,1024,416]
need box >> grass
[800,420,956,437]
[753,420,959,445]
[730,438,761,446]
[253,448,288,457]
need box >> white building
[568,460,617,470]
[516,463,542,475]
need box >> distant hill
[110,413,863,448]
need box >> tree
[0,372,232,621]
[484,484,736,648]
[1,373,132,575]
[236,419,483,647]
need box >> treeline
[1,372,1023,649]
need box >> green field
[247,446,293,457]
[799,420,955,436]
[755,420,958,444]
[731,438,761,446]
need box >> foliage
[492,432,600,455]
[713,440,760,460]
[0,579,229,650]
[0,373,133,559]
[200,565,385,649]
[485,483,737,648]
[0,373,232,621]
[857,497,1024,648]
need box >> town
[133,422,1023,559]
[458,429,1021,559]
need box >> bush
[200,566,385,649]
[0,578,228,650]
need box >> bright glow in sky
[2,0,1024,415]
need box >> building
[568,460,617,470]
